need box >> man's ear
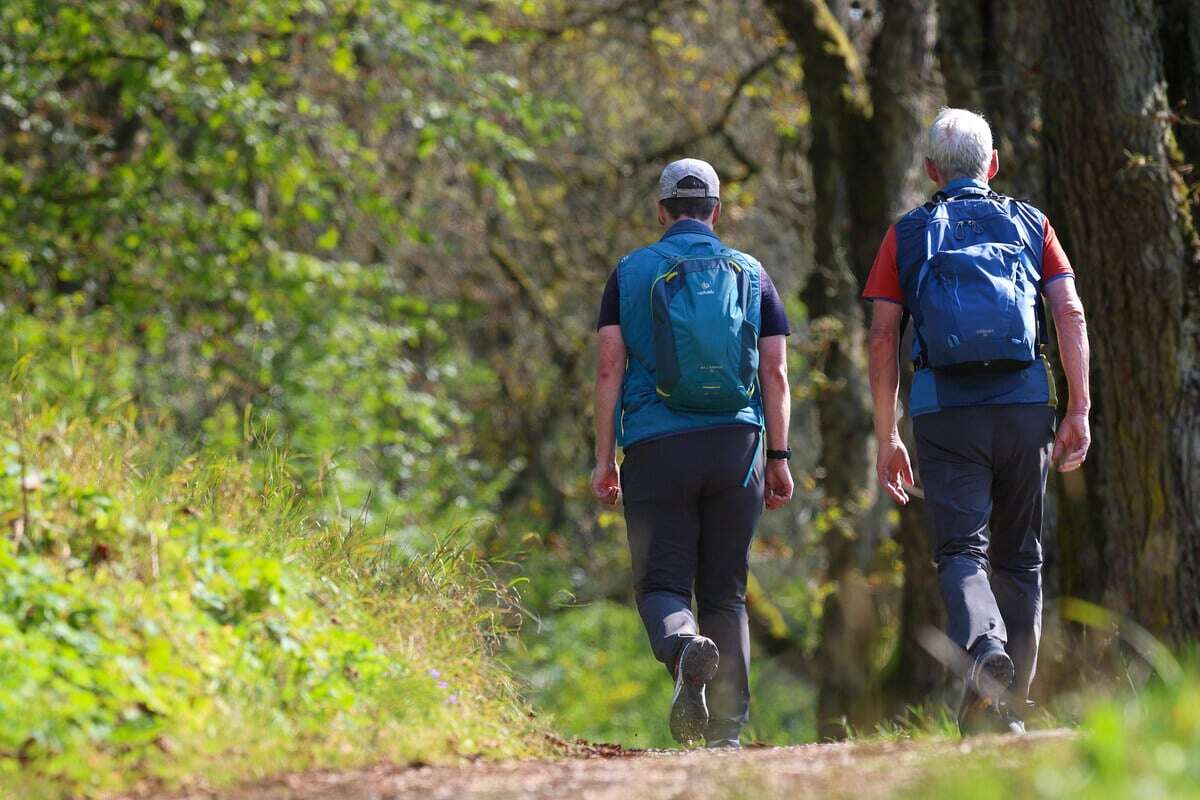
[710,201,721,228]
[924,157,940,185]
[657,202,668,227]
[987,149,999,180]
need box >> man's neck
[940,176,989,191]
[665,216,714,230]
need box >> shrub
[0,398,545,798]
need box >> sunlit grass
[0,395,548,799]
[903,660,1200,799]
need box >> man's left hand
[765,459,794,510]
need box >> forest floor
[129,730,1071,800]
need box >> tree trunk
[768,0,938,735]
[938,0,1047,202]
[866,0,950,714]
[1159,0,1200,172]
[766,0,878,739]
[1042,0,1200,638]
[932,0,1105,638]
[1157,0,1200,637]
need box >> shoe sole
[669,638,719,744]
[973,651,1015,706]
[958,651,1015,736]
[705,738,742,749]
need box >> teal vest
[617,224,764,449]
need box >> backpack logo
[698,280,714,295]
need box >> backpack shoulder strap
[998,200,1049,352]
[643,244,679,271]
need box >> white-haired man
[863,108,1091,734]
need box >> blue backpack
[646,246,760,413]
[909,190,1045,373]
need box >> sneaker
[957,649,1015,737]
[669,636,719,744]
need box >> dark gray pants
[913,404,1055,701]
[620,426,764,738]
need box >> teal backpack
[646,246,760,413]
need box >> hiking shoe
[957,649,1015,737]
[997,702,1027,735]
[669,636,719,744]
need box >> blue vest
[895,178,1057,416]
[617,221,764,448]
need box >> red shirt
[863,218,1075,305]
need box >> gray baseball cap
[658,158,720,200]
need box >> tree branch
[764,0,872,121]
[484,217,586,376]
[629,46,794,170]
[490,0,672,39]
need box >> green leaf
[317,227,340,250]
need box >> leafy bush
[0,399,545,799]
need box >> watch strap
[766,448,791,461]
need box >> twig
[12,393,31,551]
[630,46,794,169]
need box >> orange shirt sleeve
[862,225,903,304]
[1042,218,1075,283]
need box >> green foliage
[908,668,1200,799]
[0,0,829,760]
[0,399,545,799]
[0,0,567,538]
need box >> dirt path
[143,731,1070,800]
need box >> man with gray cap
[590,158,794,747]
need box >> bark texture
[768,0,878,738]
[1042,0,1200,637]
[867,0,948,714]
[1157,0,1200,637]
[937,0,1046,202]
[767,0,938,734]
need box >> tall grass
[0,395,547,799]
[903,662,1200,799]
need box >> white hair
[926,107,993,182]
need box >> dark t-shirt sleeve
[596,268,620,329]
[759,267,791,337]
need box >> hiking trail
[130,731,1070,800]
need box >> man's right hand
[765,459,794,510]
[1052,411,1090,472]
[590,461,621,505]
[877,434,914,505]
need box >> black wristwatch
[766,448,792,461]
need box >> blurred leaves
[0,0,571,537]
